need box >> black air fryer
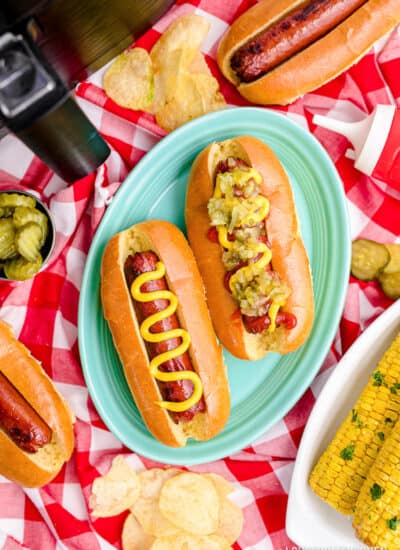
[0,0,174,181]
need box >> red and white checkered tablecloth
[0,1,399,548]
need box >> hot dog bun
[185,136,314,360]
[217,0,400,105]
[100,220,230,447]
[0,320,75,487]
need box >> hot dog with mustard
[217,0,400,105]
[100,220,230,447]
[185,136,314,361]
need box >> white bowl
[286,299,400,548]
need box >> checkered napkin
[0,1,399,548]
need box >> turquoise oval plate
[78,107,350,465]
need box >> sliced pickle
[15,222,42,262]
[378,271,400,300]
[0,218,17,259]
[382,243,400,275]
[351,239,390,281]
[3,254,43,281]
[0,193,35,209]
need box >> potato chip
[89,455,141,517]
[150,15,210,71]
[154,71,225,131]
[154,72,203,131]
[188,52,211,75]
[122,513,155,550]
[138,468,181,499]
[102,14,226,132]
[103,48,153,111]
[203,473,235,498]
[154,92,200,132]
[150,534,231,550]
[159,472,220,535]
[214,498,243,545]
[131,468,181,537]
[152,48,194,111]
[149,14,226,131]
[203,473,242,543]
[193,73,227,113]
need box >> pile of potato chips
[103,14,227,132]
[89,455,243,549]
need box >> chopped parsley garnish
[385,417,394,424]
[377,432,385,441]
[372,371,384,386]
[387,516,400,531]
[340,445,355,461]
[351,409,363,428]
[390,383,400,395]
[370,483,385,501]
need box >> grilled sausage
[124,251,206,422]
[231,0,368,82]
[0,371,52,453]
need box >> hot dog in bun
[0,320,74,487]
[100,220,230,447]
[217,0,400,105]
[185,136,314,361]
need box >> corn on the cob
[353,414,400,549]
[309,332,400,515]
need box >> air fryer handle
[0,30,110,182]
[18,95,111,182]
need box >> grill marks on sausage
[124,251,205,423]
[230,0,368,82]
[0,371,52,453]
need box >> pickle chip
[0,218,17,260]
[0,193,36,209]
[3,254,42,281]
[0,193,52,280]
[378,271,400,300]
[15,222,42,262]
[0,207,13,218]
[382,243,400,275]
[351,239,390,281]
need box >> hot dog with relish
[185,136,314,361]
